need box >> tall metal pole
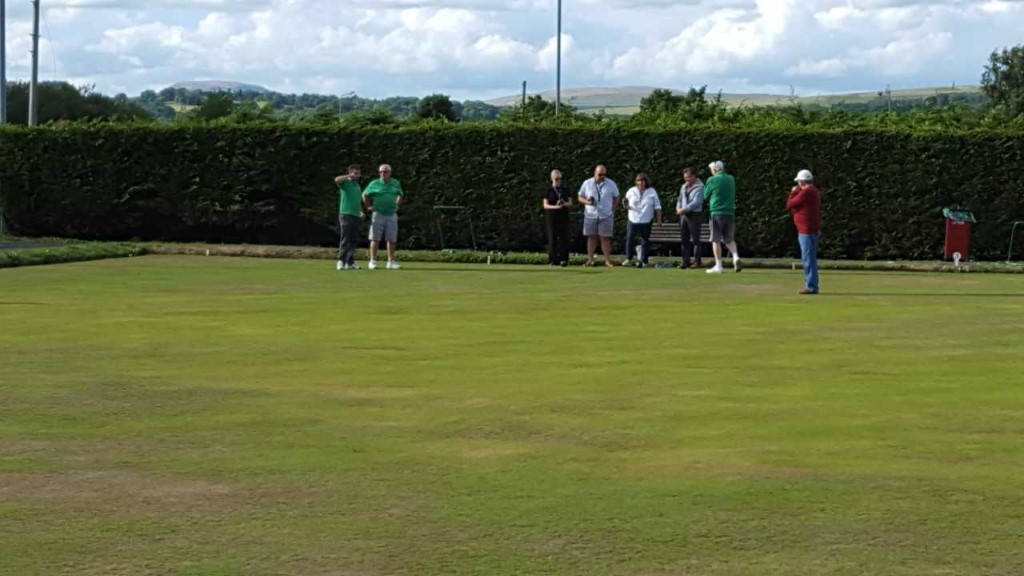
[1,0,7,124]
[28,0,40,126]
[555,0,561,116]
[521,80,526,107]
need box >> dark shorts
[710,215,736,244]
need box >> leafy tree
[416,94,458,121]
[638,88,682,114]
[4,81,151,124]
[190,92,236,120]
[497,95,580,123]
[636,86,725,122]
[982,44,1024,116]
[460,100,502,121]
[341,108,399,128]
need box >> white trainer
[368,260,378,270]
[336,260,345,271]
[348,263,360,270]
[706,265,723,274]
[386,261,401,270]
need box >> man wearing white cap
[787,169,822,294]
[702,160,741,273]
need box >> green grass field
[2,256,1023,575]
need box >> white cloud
[3,0,1024,99]
[536,34,575,72]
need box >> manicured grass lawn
[2,256,1023,576]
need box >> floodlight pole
[555,0,561,115]
[28,0,40,126]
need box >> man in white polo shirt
[577,164,620,267]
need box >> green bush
[1,123,1022,259]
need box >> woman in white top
[622,173,663,268]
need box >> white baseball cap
[709,160,724,171]
[794,169,813,182]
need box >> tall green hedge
[1,124,1022,259]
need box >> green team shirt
[703,172,736,216]
[338,179,363,217]
[364,178,403,216]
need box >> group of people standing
[542,161,742,272]
[333,159,822,294]
[543,161,822,293]
[334,163,404,270]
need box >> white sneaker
[336,260,344,271]
[621,260,632,267]
[733,259,742,273]
[368,260,378,270]
[348,263,360,270]
[386,261,401,270]
[706,265,723,274]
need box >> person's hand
[334,176,346,184]
[677,209,685,216]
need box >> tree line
[3,44,1024,129]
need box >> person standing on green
[703,160,742,274]
[362,164,404,270]
[334,164,364,270]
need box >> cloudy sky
[4,0,1024,99]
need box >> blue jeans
[798,233,820,293]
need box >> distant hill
[486,85,985,114]
[168,80,270,94]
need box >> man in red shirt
[786,169,821,294]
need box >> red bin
[942,209,975,261]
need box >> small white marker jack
[953,251,961,267]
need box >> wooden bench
[646,221,712,256]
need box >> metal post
[28,0,40,126]
[1,0,7,124]
[555,0,561,116]
[521,81,526,107]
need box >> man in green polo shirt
[703,160,742,273]
[362,163,404,270]
[334,164,363,270]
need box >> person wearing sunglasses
[361,164,404,270]
[542,169,573,266]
